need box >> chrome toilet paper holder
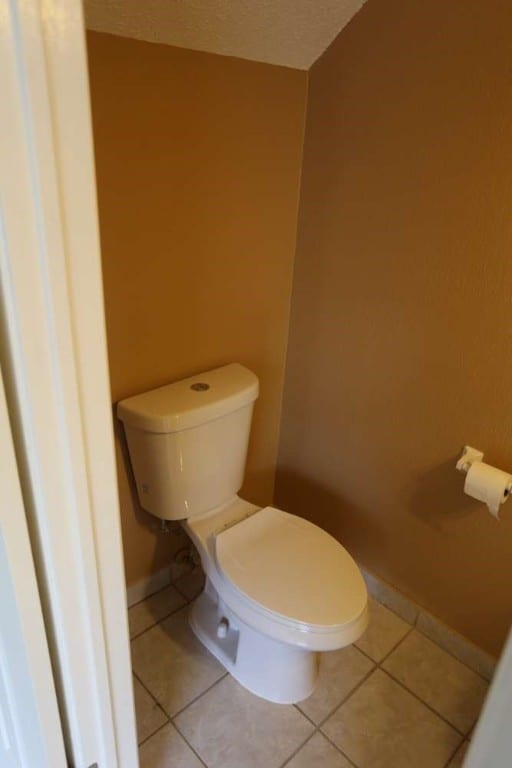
[456,445,484,473]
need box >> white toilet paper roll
[464,461,512,519]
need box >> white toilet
[118,363,368,704]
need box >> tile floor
[130,568,488,768]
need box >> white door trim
[0,365,67,768]
[0,1,138,766]
[465,626,512,768]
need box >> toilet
[118,363,368,704]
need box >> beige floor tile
[298,645,373,724]
[139,722,204,768]
[133,677,168,744]
[175,675,314,768]
[285,732,352,768]
[129,585,187,638]
[383,630,488,733]
[131,607,224,716]
[174,567,206,601]
[448,740,470,767]
[355,597,411,662]
[322,669,460,768]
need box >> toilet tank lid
[117,363,259,434]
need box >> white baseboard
[126,557,196,608]
[126,566,172,608]
[360,566,496,681]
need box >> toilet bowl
[118,363,368,703]
[185,497,368,702]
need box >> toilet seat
[185,499,368,651]
[214,506,367,632]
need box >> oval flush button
[190,382,210,391]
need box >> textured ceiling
[84,0,367,70]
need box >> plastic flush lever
[217,617,229,639]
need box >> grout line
[128,577,175,609]
[296,634,414,733]
[171,718,209,768]
[294,622,472,756]
[279,724,359,768]
[279,730,318,768]
[133,665,226,766]
[288,630,415,752]
[374,624,416,666]
[350,643,373,663]
[170,672,229,720]
[132,670,170,746]
[353,624,414,667]
[173,586,203,603]
[375,626,486,735]
[315,664,378,731]
[172,584,191,601]
[136,719,170,749]
[130,602,191,643]
[320,730,359,768]
[292,704,317,728]
[440,736,466,768]
[133,670,170,718]
[172,568,205,603]
[379,668,466,737]
[301,626,441,745]
[172,580,198,601]
[279,727,359,768]
[129,600,190,642]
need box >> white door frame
[465,626,512,768]
[0,1,138,766]
[0,365,67,768]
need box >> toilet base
[189,580,318,704]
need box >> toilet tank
[117,363,259,520]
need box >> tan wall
[87,32,307,587]
[276,0,512,656]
